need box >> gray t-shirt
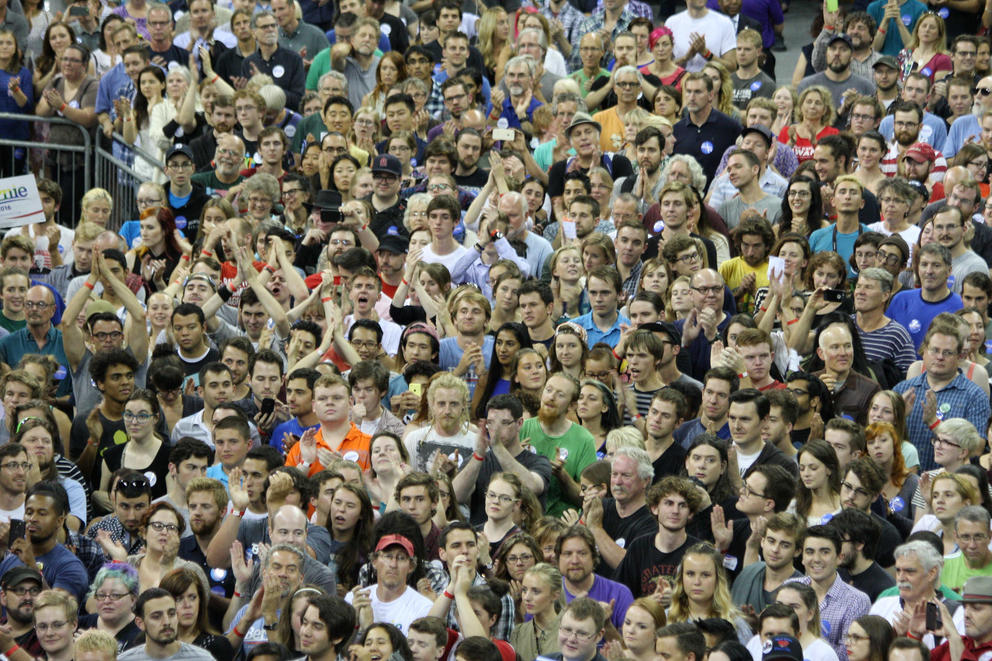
[717,193,784,229]
[118,642,214,661]
[951,249,988,294]
[797,71,876,110]
[73,347,149,416]
[236,516,332,565]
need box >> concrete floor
[773,0,821,83]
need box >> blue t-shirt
[886,288,964,351]
[809,223,869,278]
[270,418,319,454]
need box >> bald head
[269,504,308,549]
[94,231,124,253]
[460,108,486,132]
[817,323,854,376]
[942,166,973,195]
[24,285,55,327]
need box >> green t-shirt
[291,113,327,154]
[0,313,25,333]
[877,583,961,600]
[569,68,610,98]
[519,417,596,518]
[941,554,992,595]
[190,171,244,197]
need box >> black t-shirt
[78,614,142,653]
[69,411,126,467]
[598,499,658,575]
[468,449,553,526]
[102,440,172,499]
[150,44,191,68]
[369,196,409,238]
[841,561,896,603]
[178,346,221,378]
[455,168,489,189]
[874,511,902,569]
[548,153,634,199]
[652,441,687,482]
[215,47,248,86]
[613,533,698,598]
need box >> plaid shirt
[85,515,145,555]
[894,372,992,471]
[425,77,446,120]
[594,0,652,18]
[621,260,643,302]
[442,573,516,641]
[786,574,870,661]
[569,5,639,71]
[538,1,585,48]
[65,530,107,584]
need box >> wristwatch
[490,230,504,241]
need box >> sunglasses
[115,478,150,495]
[976,87,992,96]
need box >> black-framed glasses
[841,481,871,499]
[740,483,767,499]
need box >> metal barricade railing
[94,132,166,230]
[0,112,91,228]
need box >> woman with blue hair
[78,562,142,652]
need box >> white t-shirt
[403,424,477,473]
[736,445,763,476]
[420,243,469,274]
[344,584,432,634]
[665,9,737,72]
[343,315,403,356]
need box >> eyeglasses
[486,491,517,504]
[23,301,51,310]
[248,196,272,205]
[978,88,992,96]
[787,189,811,198]
[927,346,958,359]
[373,173,398,181]
[137,197,164,206]
[507,553,534,564]
[878,251,903,266]
[94,591,129,601]
[148,521,180,533]
[850,113,876,122]
[674,252,700,265]
[1,462,31,471]
[958,533,990,544]
[444,92,466,103]
[36,622,68,632]
[428,183,452,192]
[14,417,43,434]
[560,627,597,641]
[740,483,767,499]
[970,160,989,170]
[61,57,83,64]
[932,436,961,448]
[8,585,40,597]
[691,285,723,295]
[123,411,154,422]
[616,81,639,89]
[92,330,123,341]
[841,481,871,499]
[354,118,376,127]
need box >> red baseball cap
[375,534,415,557]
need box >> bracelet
[906,632,920,641]
[210,74,220,84]
[786,318,799,326]
[879,26,887,33]
[360,224,368,232]
[824,24,835,30]
[401,278,409,286]
[83,281,94,290]
[321,296,333,303]
[612,349,622,360]
[59,103,66,113]
[633,414,644,420]
[233,625,245,638]
[233,590,242,598]
[201,249,213,257]
[929,419,941,430]
[473,452,485,462]
[443,590,454,600]
[760,306,768,312]
[6,645,19,656]
[236,509,246,517]
[181,254,190,261]
[703,49,713,59]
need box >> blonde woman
[668,542,752,642]
[772,86,798,136]
[911,469,980,555]
[896,12,951,83]
[510,563,563,659]
[478,7,512,85]
[777,85,838,162]
[702,61,737,120]
[604,427,645,458]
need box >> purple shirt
[705,0,783,47]
[563,574,634,631]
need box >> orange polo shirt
[285,423,372,474]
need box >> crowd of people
[7,0,992,661]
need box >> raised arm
[238,246,291,339]
[61,266,97,372]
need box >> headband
[555,321,588,345]
[403,321,439,343]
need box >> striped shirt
[623,385,663,426]
[880,142,947,184]
[854,316,919,372]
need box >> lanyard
[832,222,864,252]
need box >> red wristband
[473,452,485,462]
[786,318,799,325]
[181,254,190,261]
[201,249,213,257]
[929,419,941,430]
[6,644,20,656]
[443,590,454,600]
[401,278,409,285]
[321,297,333,303]
[83,281,94,290]
[233,625,245,638]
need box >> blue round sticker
[210,568,228,582]
[938,7,949,17]
[54,365,66,380]
[750,80,762,91]
[921,66,933,77]
[890,496,905,513]
[947,274,956,289]
[821,513,833,524]
[175,216,187,230]
[701,141,714,154]
[902,13,912,25]
[653,220,665,233]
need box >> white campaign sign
[0,175,44,229]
